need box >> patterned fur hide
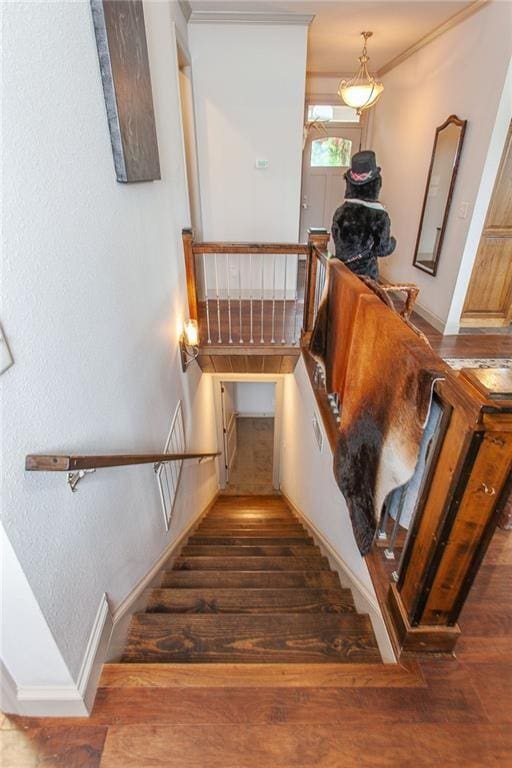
[310,262,445,555]
[331,177,396,280]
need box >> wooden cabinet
[462,124,512,327]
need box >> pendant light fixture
[338,32,384,115]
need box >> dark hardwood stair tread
[146,587,356,614]
[182,544,319,557]
[188,535,314,546]
[161,570,341,589]
[122,613,379,663]
[173,556,330,571]
[195,524,307,533]
[120,495,382,667]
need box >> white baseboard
[281,490,396,664]
[111,492,219,626]
[106,491,220,662]
[7,493,219,717]
[0,661,20,715]
[236,412,274,418]
[77,593,113,712]
[12,593,112,717]
[413,301,446,334]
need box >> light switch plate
[458,201,470,219]
[0,324,14,375]
[255,159,269,169]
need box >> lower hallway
[222,417,277,497]
[2,499,511,767]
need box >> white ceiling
[187,1,475,74]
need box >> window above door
[307,104,360,123]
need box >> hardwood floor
[2,504,511,766]
[410,311,512,358]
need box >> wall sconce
[180,318,199,372]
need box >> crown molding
[305,0,488,81]
[178,1,192,22]
[189,11,314,26]
[378,0,489,77]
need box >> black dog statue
[331,150,396,280]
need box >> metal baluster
[238,253,243,343]
[203,253,211,344]
[214,253,222,343]
[281,254,288,344]
[271,253,276,343]
[377,499,392,541]
[313,263,319,319]
[260,254,264,343]
[384,485,408,560]
[226,253,233,344]
[292,253,299,345]
[249,252,254,344]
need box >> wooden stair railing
[182,227,329,373]
[302,261,512,657]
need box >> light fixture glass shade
[338,32,384,115]
[339,81,384,112]
[183,318,199,347]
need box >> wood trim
[182,228,198,319]
[303,229,330,334]
[25,452,220,472]
[387,584,460,654]
[410,431,484,625]
[191,242,309,255]
[378,1,489,77]
[100,660,425,688]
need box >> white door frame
[212,374,284,490]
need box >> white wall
[1,0,218,699]
[235,382,275,416]
[372,1,512,332]
[189,21,308,242]
[280,358,377,600]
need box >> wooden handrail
[25,451,220,472]
[303,228,330,336]
[191,241,310,255]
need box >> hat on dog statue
[345,150,381,185]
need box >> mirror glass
[413,116,467,276]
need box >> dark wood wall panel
[91,0,161,182]
[195,352,299,374]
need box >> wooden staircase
[121,496,381,664]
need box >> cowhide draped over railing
[306,255,512,657]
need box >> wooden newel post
[387,371,512,654]
[303,228,330,337]
[182,228,198,320]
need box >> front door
[300,126,362,244]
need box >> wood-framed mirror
[413,115,467,276]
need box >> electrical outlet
[0,325,14,375]
[255,159,269,169]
